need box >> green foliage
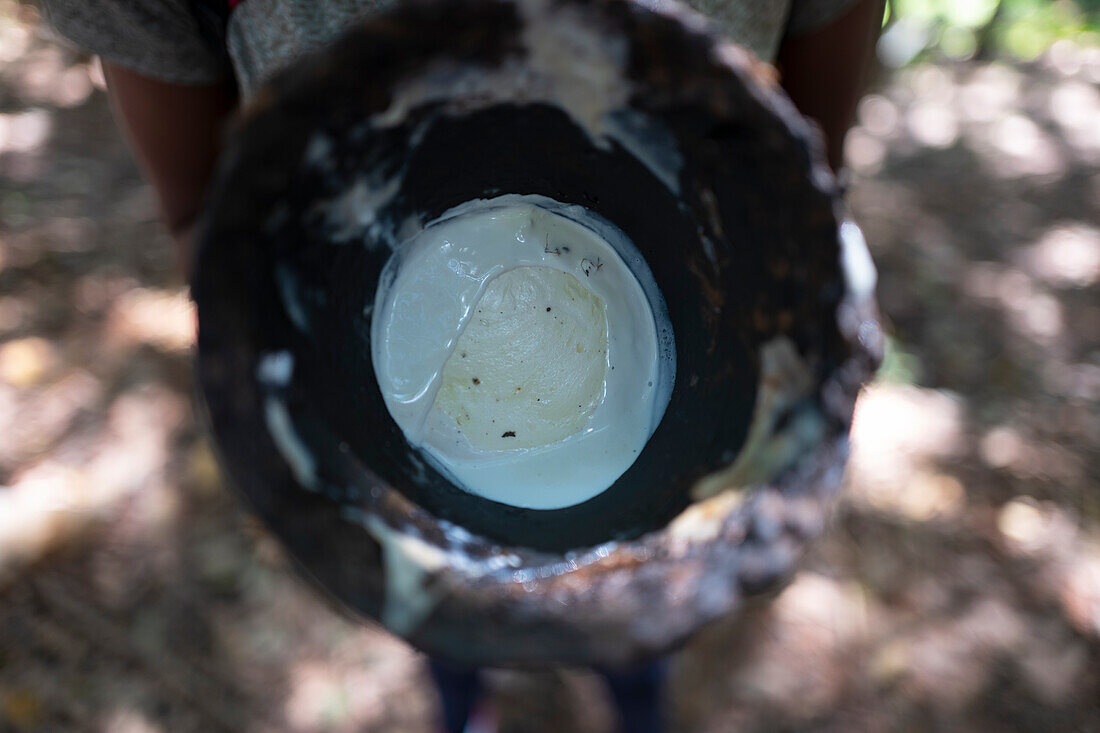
[877,336,923,385]
[885,0,1099,65]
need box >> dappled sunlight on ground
[670,31,1100,733]
[0,0,1097,730]
[1022,222,1100,287]
[105,287,195,353]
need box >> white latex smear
[371,197,674,509]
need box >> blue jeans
[429,658,667,733]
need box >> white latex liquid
[371,197,673,509]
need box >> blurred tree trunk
[974,0,1005,61]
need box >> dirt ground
[0,2,1098,731]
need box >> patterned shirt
[41,0,860,99]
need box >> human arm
[776,0,885,171]
[102,63,237,278]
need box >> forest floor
[0,2,1098,731]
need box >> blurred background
[0,0,1097,730]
